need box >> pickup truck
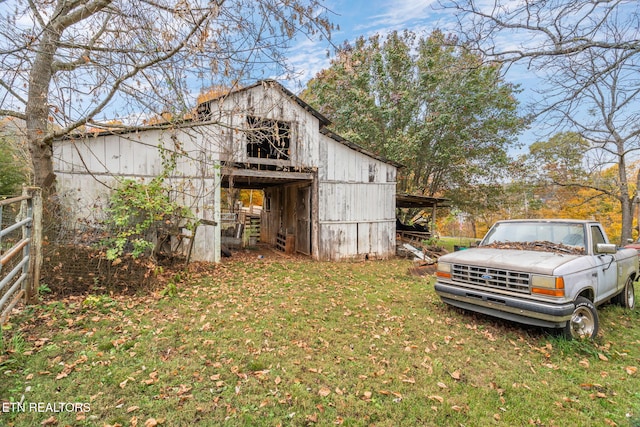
[434,219,637,339]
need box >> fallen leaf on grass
[119,378,130,389]
[450,370,461,380]
[428,395,444,403]
[318,387,331,397]
[598,353,609,361]
[176,384,192,395]
[625,366,637,375]
[142,371,158,385]
[55,365,73,380]
[127,406,140,413]
[41,416,57,425]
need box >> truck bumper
[434,282,575,329]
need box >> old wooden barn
[53,80,400,262]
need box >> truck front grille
[452,264,530,294]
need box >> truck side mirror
[596,243,617,254]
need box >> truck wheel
[563,297,599,340]
[614,278,635,309]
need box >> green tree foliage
[527,132,591,184]
[0,136,27,196]
[522,132,635,243]
[301,30,526,199]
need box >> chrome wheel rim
[627,283,635,308]
[570,307,595,339]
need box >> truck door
[591,225,617,302]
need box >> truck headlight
[436,262,451,279]
[531,275,565,297]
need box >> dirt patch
[222,243,308,263]
[40,243,308,298]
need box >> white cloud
[357,0,441,31]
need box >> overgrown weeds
[0,258,638,426]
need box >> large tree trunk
[26,26,59,194]
[617,151,633,245]
[636,170,640,239]
[620,195,633,246]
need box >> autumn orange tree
[0,0,335,198]
[531,184,626,243]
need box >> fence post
[23,187,42,304]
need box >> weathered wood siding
[53,126,223,262]
[317,134,396,261]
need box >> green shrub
[100,145,197,261]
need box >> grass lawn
[1,254,639,426]
[437,236,478,253]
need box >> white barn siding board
[215,84,322,168]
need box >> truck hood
[438,248,581,275]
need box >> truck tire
[613,277,635,309]
[562,296,599,340]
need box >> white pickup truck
[434,219,637,339]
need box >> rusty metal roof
[396,193,451,209]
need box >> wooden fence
[0,187,42,324]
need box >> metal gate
[0,187,42,324]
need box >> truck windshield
[482,222,586,249]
